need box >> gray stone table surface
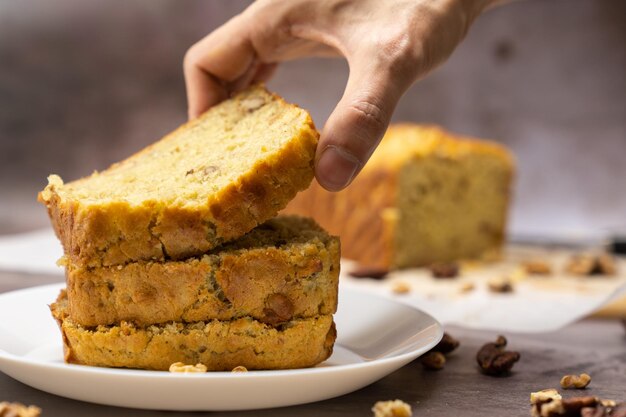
[1,270,624,417]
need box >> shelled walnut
[560,373,591,389]
[420,332,460,371]
[530,390,624,417]
[476,335,520,375]
[523,260,553,275]
[565,253,618,276]
[349,267,389,280]
[530,389,562,406]
[420,351,446,370]
[372,399,412,417]
[459,281,475,293]
[0,402,41,417]
[391,281,411,294]
[168,362,207,373]
[429,263,459,279]
[488,277,514,293]
[434,333,460,354]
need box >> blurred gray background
[1,0,624,239]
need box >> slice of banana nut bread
[51,290,336,371]
[66,216,340,327]
[39,85,319,268]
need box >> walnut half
[560,373,591,389]
[420,351,446,371]
[523,260,553,275]
[0,402,42,417]
[476,335,520,375]
[565,253,618,276]
[168,362,207,373]
[488,277,514,293]
[372,399,412,417]
[529,390,624,417]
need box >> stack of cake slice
[39,86,340,371]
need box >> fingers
[252,63,278,83]
[315,58,411,191]
[183,66,228,120]
[184,15,257,119]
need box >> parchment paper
[341,246,626,332]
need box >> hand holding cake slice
[41,85,339,372]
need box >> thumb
[315,60,408,191]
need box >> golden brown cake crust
[66,216,340,327]
[284,124,515,269]
[51,290,336,371]
[38,86,319,268]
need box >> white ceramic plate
[0,283,442,411]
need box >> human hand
[184,0,501,191]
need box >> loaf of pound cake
[39,85,319,268]
[65,216,340,326]
[284,124,515,269]
[51,290,336,371]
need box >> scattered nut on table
[565,253,618,276]
[529,391,624,417]
[530,388,562,405]
[459,281,475,293]
[508,267,529,283]
[391,281,411,294]
[538,395,598,417]
[476,335,520,375]
[349,266,389,280]
[433,332,460,355]
[420,332,460,370]
[420,351,446,371]
[488,277,514,293]
[231,366,248,373]
[523,260,553,275]
[372,399,412,417]
[596,253,618,276]
[560,373,591,389]
[429,263,460,279]
[168,362,208,373]
[530,389,561,417]
[0,402,41,417]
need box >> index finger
[183,14,257,119]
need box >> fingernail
[316,145,361,191]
